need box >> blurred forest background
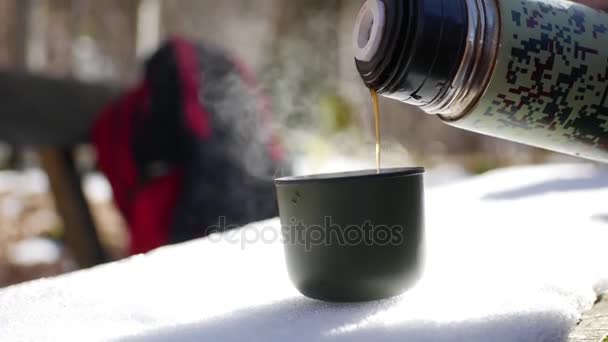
[0,0,577,287]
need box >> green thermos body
[354,0,608,162]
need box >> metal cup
[275,168,425,302]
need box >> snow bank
[0,163,606,342]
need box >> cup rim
[275,167,424,185]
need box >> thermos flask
[354,0,608,162]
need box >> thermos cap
[275,168,426,302]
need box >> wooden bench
[0,70,118,267]
[570,295,608,342]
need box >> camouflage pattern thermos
[354,0,608,161]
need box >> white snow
[83,173,114,204]
[0,168,113,204]
[6,237,62,267]
[0,169,49,196]
[0,163,607,342]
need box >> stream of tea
[371,89,381,174]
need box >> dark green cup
[275,167,425,302]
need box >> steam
[203,63,277,180]
[201,2,413,178]
[256,4,393,173]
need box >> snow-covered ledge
[1,164,607,342]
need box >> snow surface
[6,238,62,267]
[0,163,607,342]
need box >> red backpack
[92,38,285,254]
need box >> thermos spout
[353,0,386,63]
[353,0,474,111]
